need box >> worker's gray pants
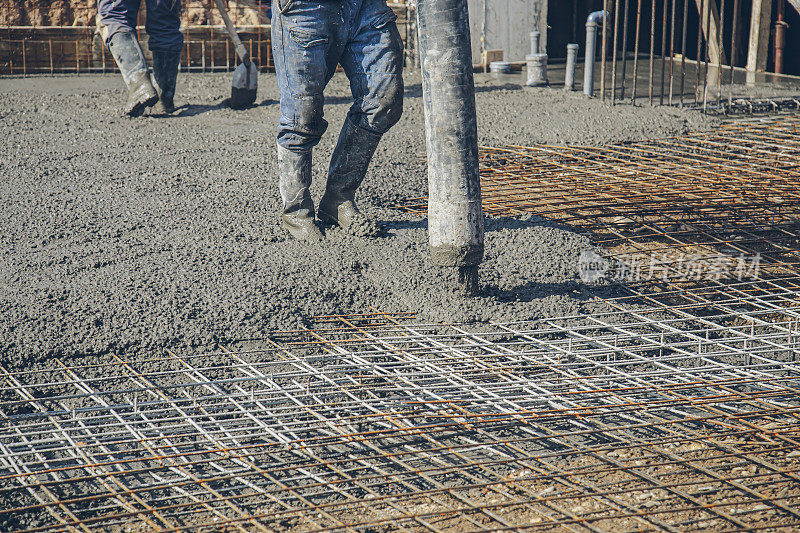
[272,0,405,152]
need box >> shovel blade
[230,61,258,109]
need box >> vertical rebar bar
[679,0,688,107]
[660,0,668,104]
[702,0,711,112]
[611,0,621,104]
[729,0,740,106]
[210,3,215,71]
[695,0,704,104]
[668,0,676,105]
[649,0,656,105]
[717,0,725,105]
[601,0,610,101]
[620,0,631,99]
[632,0,643,104]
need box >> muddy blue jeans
[272,0,404,152]
[98,0,184,52]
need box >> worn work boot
[152,50,181,114]
[318,118,384,237]
[278,145,324,242]
[107,32,158,117]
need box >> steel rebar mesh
[0,302,799,532]
[400,114,800,283]
[3,112,800,532]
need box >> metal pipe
[774,0,787,74]
[526,53,548,87]
[565,43,579,90]
[530,30,541,55]
[584,10,609,97]
[417,0,484,295]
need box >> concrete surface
[0,71,716,365]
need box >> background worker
[272,0,405,241]
[97,0,183,116]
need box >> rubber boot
[152,50,181,114]
[107,32,158,117]
[318,117,384,237]
[278,145,324,242]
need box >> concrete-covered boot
[278,145,324,242]
[318,117,384,237]
[152,50,180,114]
[107,32,159,117]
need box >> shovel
[213,0,258,108]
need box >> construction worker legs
[277,145,323,242]
[98,0,181,117]
[319,0,404,236]
[106,31,159,117]
[144,0,184,53]
[152,50,181,114]
[271,0,345,240]
[271,0,403,239]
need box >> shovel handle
[213,0,251,67]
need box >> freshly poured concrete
[0,71,716,364]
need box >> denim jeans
[272,0,404,152]
[98,0,184,52]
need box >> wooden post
[747,0,773,81]
[693,0,725,65]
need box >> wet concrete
[0,71,717,365]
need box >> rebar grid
[0,303,799,532]
[400,114,800,284]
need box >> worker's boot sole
[125,93,159,117]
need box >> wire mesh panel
[0,306,798,531]
[399,114,800,285]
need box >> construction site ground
[0,71,715,365]
[2,71,800,532]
